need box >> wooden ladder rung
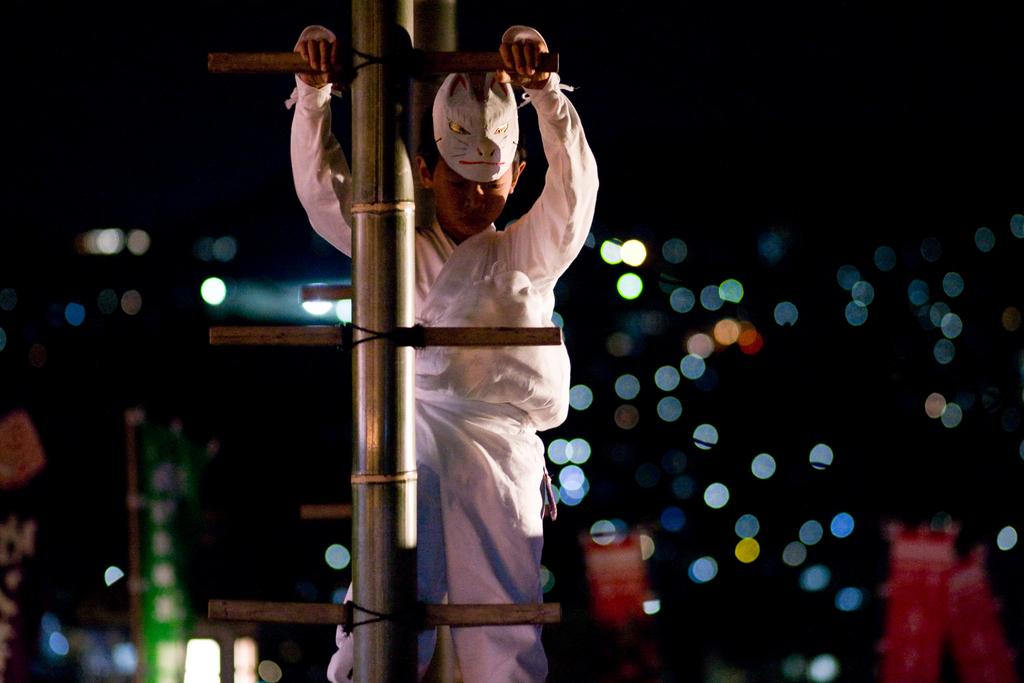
[208,599,561,627]
[207,51,559,77]
[300,284,352,302]
[209,325,562,347]
[300,503,353,520]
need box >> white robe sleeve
[503,72,599,287]
[289,27,353,256]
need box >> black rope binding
[341,323,427,349]
[342,601,426,635]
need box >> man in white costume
[289,22,598,682]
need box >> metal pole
[411,0,456,229]
[410,9,457,679]
[351,1,418,681]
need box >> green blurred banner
[136,423,205,683]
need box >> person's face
[418,157,525,243]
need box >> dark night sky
[3,1,1022,680]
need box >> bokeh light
[836,265,860,291]
[938,403,963,430]
[614,405,640,430]
[940,312,963,339]
[325,544,351,570]
[201,277,227,306]
[559,465,586,491]
[127,229,151,255]
[942,272,964,297]
[302,301,333,316]
[680,354,706,380]
[121,290,143,315]
[615,374,641,400]
[104,566,125,586]
[830,513,855,538]
[783,541,808,567]
[934,338,955,365]
[774,301,799,326]
[662,450,687,474]
[704,483,730,509]
[569,385,593,411]
[617,273,643,299]
[700,285,724,311]
[640,534,656,560]
[64,302,86,327]
[874,245,897,271]
[590,520,618,545]
[672,475,696,500]
[98,289,119,314]
[800,564,831,592]
[713,318,741,345]
[686,332,715,358]
[600,240,622,264]
[844,302,868,326]
[669,287,696,313]
[975,226,996,252]
[719,279,744,303]
[693,424,719,450]
[996,526,1018,551]
[751,453,776,479]
[663,238,688,263]
[0,288,16,311]
[800,520,824,545]
[807,654,840,682]
[661,506,686,532]
[851,281,874,306]
[49,632,70,656]
[835,587,864,612]
[540,565,555,593]
[643,599,661,615]
[657,397,683,422]
[1011,213,1024,238]
[809,444,833,469]
[735,538,760,563]
[335,300,353,323]
[1003,307,1022,331]
[620,239,647,266]
[908,279,930,306]
[0,328,6,353]
[924,392,946,418]
[567,438,592,464]
[257,660,283,683]
[548,439,569,465]
[654,366,681,391]
[213,236,238,262]
[688,556,718,583]
[735,514,761,538]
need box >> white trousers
[328,396,548,682]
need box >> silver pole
[411,0,457,229]
[351,1,418,681]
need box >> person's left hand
[498,37,550,90]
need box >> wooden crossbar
[208,51,559,76]
[209,599,560,627]
[299,503,353,520]
[209,325,562,347]
[300,284,352,302]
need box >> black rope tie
[342,601,425,635]
[342,322,427,349]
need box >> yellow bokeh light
[735,538,760,563]
[713,319,741,346]
[737,322,758,346]
[620,239,647,266]
[924,392,946,419]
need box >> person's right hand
[296,38,340,88]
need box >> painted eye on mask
[493,123,510,135]
[448,120,471,135]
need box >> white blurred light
[600,240,622,264]
[127,230,151,255]
[688,556,718,583]
[997,526,1018,551]
[643,599,661,615]
[201,278,227,306]
[807,654,840,682]
[184,639,220,682]
[325,544,351,570]
[704,483,729,509]
[302,300,333,316]
[620,239,647,266]
[104,566,125,586]
[234,637,258,683]
[335,299,353,323]
[751,453,776,479]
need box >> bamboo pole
[350,1,418,680]
[207,50,558,76]
[209,325,562,347]
[208,600,561,627]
